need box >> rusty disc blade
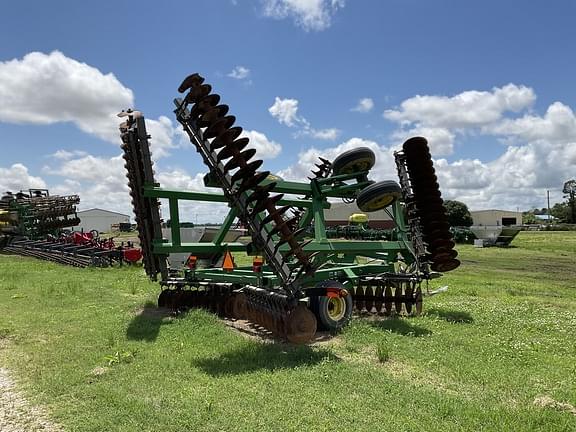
[190,94,221,119]
[429,238,455,250]
[252,193,283,214]
[405,286,413,314]
[216,137,249,161]
[431,258,461,272]
[223,295,235,317]
[158,289,172,308]
[224,148,257,171]
[210,127,243,150]
[236,171,271,194]
[394,285,403,314]
[204,115,236,139]
[374,284,384,314]
[262,205,291,225]
[402,136,429,154]
[231,293,247,319]
[384,286,393,314]
[415,287,423,315]
[178,73,205,93]
[185,84,212,104]
[231,160,264,183]
[198,105,230,127]
[286,304,317,344]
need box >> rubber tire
[310,282,353,332]
[357,180,402,212]
[332,147,376,175]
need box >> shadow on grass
[126,301,173,342]
[426,308,474,323]
[192,343,338,376]
[368,318,432,337]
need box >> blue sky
[1,0,575,221]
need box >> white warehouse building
[76,208,130,233]
[470,209,523,226]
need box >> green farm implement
[120,73,459,343]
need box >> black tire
[332,148,376,175]
[310,281,353,331]
[357,180,402,212]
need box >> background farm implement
[0,189,141,267]
[120,73,459,343]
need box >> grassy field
[0,231,575,431]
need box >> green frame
[144,172,415,288]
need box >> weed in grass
[104,349,137,366]
[376,343,390,363]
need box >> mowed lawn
[0,231,575,431]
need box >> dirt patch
[0,368,61,432]
[533,395,576,415]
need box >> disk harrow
[120,72,459,344]
[172,73,314,291]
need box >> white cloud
[240,130,282,159]
[351,98,374,113]
[227,66,251,80]
[384,84,535,129]
[392,126,455,156]
[0,164,47,192]
[485,101,576,145]
[278,137,395,181]
[269,96,340,140]
[50,149,89,160]
[0,51,133,143]
[0,51,182,158]
[269,96,301,126]
[261,0,345,31]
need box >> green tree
[443,200,473,227]
[563,179,576,223]
[551,202,569,222]
[522,211,537,225]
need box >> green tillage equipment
[119,73,460,343]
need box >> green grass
[1,231,575,431]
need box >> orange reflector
[186,255,197,269]
[252,256,264,273]
[222,250,235,272]
[327,288,347,298]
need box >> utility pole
[547,190,551,224]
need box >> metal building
[470,209,523,226]
[76,208,130,233]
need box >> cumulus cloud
[269,97,300,126]
[384,84,535,129]
[240,130,282,159]
[392,126,455,156]
[351,98,374,113]
[278,137,396,181]
[279,83,576,212]
[269,96,340,140]
[0,51,133,143]
[0,51,182,158]
[227,66,251,80]
[0,164,47,193]
[261,0,345,31]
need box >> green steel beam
[169,198,181,246]
[153,242,247,254]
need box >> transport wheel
[331,148,376,175]
[310,281,353,331]
[357,180,402,212]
